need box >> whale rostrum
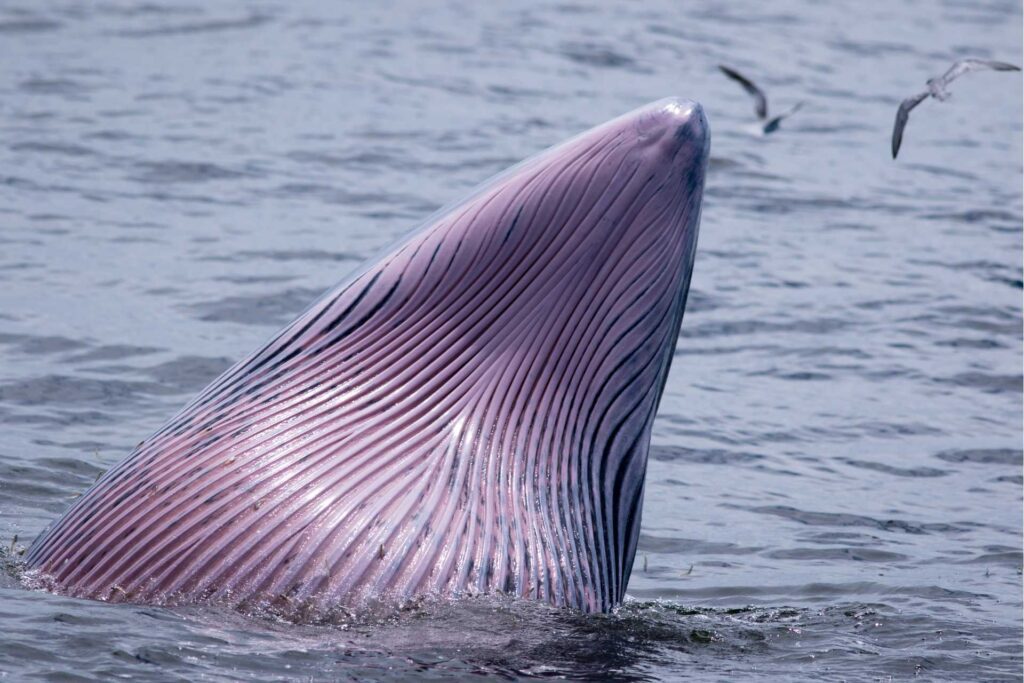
[27,98,710,614]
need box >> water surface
[0,0,1021,680]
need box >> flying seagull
[763,102,804,134]
[719,64,804,134]
[892,58,1021,159]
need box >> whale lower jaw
[26,98,709,615]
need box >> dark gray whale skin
[27,98,709,615]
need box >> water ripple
[0,0,1019,680]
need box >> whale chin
[27,98,710,615]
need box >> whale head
[27,98,709,615]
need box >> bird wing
[940,58,1022,85]
[719,64,768,119]
[762,101,804,134]
[891,91,929,159]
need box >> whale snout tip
[657,97,703,122]
[636,97,709,154]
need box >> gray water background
[0,0,1021,680]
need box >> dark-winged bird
[719,65,804,135]
[892,58,1021,159]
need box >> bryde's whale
[26,97,710,614]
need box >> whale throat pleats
[27,98,709,614]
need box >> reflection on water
[0,0,1020,680]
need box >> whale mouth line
[26,98,710,616]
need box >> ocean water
[0,0,1021,680]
